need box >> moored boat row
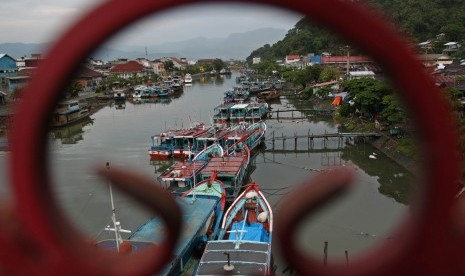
[96,76,273,275]
[195,181,273,275]
[149,121,265,160]
[213,102,268,127]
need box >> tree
[212,59,225,72]
[163,60,174,72]
[318,67,339,82]
[65,80,83,98]
[380,94,405,124]
[343,78,392,117]
[294,65,322,88]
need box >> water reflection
[49,117,94,145]
[341,144,412,204]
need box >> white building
[348,71,375,80]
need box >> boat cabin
[158,161,207,194]
[229,103,249,122]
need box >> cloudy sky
[0,0,302,47]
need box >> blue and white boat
[226,121,266,154]
[192,143,224,161]
[97,174,226,276]
[195,181,273,275]
[149,132,174,159]
[181,172,226,240]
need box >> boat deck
[130,197,218,275]
[172,128,209,138]
[195,128,231,141]
[159,161,207,181]
[200,156,246,176]
[95,197,219,275]
[196,240,270,275]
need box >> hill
[247,0,465,62]
[0,28,287,61]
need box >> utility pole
[346,45,350,80]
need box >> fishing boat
[199,144,250,203]
[223,87,249,104]
[193,126,233,153]
[245,102,269,121]
[51,100,91,127]
[171,76,184,92]
[257,89,282,102]
[229,103,249,122]
[192,143,224,161]
[212,102,235,127]
[184,73,193,84]
[226,121,266,153]
[219,68,232,75]
[97,175,226,275]
[181,172,227,240]
[195,181,273,275]
[148,132,174,159]
[170,123,210,158]
[149,123,211,160]
[113,89,126,100]
[158,160,208,195]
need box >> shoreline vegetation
[294,90,420,176]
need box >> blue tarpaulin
[229,221,269,243]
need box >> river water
[0,72,412,273]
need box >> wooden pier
[266,130,381,150]
[268,109,335,120]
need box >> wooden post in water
[272,131,275,149]
[307,129,310,149]
[323,241,328,266]
[345,250,349,266]
[294,132,297,150]
[277,109,279,121]
[282,132,286,149]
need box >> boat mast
[105,162,131,252]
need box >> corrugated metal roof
[322,56,372,63]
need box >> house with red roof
[76,66,104,91]
[109,60,146,79]
[285,55,301,64]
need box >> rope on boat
[256,156,322,172]
[93,218,114,240]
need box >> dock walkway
[266,131,381,150]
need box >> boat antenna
[105,162,131,252]
[191,161,196,203]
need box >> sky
[0,0,302,48]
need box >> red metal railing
[5,0,461,275]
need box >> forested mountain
[247,0,465,62]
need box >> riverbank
[292,91,420,176]
[369,134,419,176]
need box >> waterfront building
[0,54,18,88]
[109,60,146,79]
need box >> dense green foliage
[337,78,404,125]
[247,0,465,62]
